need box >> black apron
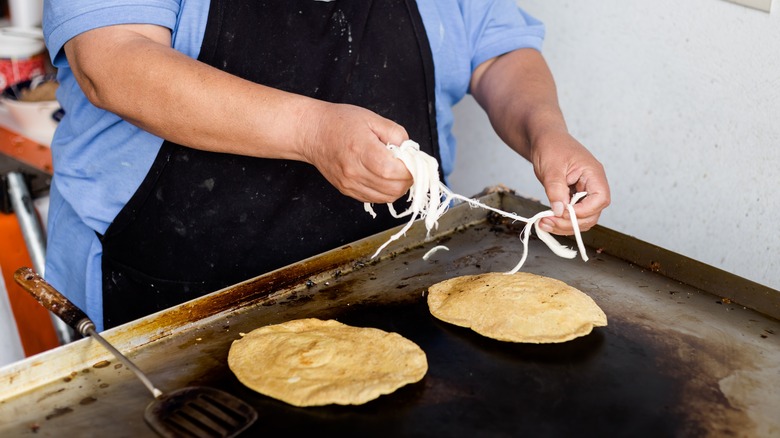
[100,0,439,328]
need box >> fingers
[540,177,610,235]
[535,139,611,235]
[341,144,413,202]
[373,119,409,150]
[539,201,600,236]
[362,120,413,184]
[339,118,412,203]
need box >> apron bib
[100,0,439,328]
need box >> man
[43,0,610,330]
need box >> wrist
[525,107,568,147]
[290,97,329,163]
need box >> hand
[299,102,414,204]
[533,131,611,235]
[469,48,610,235]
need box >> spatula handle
[14,267,92,335]
[14,267,164,399]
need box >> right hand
[299,102,414,204]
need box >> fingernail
[551,201,564,217]
[539,222,554,233]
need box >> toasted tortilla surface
[427,272,607,343]
[228,318,428,407]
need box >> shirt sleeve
[463,0,546,70]
[43,0,181,67]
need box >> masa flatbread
[227,318,427,407]
[427,272,607,343]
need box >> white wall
[449,0,780,291]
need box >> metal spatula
[14,267,258,438]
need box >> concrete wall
[448,0,780,290]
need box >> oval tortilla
[427,272,607,343]
[228,318,428,407]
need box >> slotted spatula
[14,267,258,438]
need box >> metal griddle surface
[210,301,686,437]
[1,192,779,437]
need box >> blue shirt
[43,0,544,330]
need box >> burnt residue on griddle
[203,297,760,438]
[35,387,65,403]
[44,406,73,421]
[487,211,525,235]
[135,246,369,338]
[434,319,606,363]
[79,396,97,406]
[607,315,754,437]
[278,290,315,306]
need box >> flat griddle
[1,190,778,437]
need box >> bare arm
[64,24,412,203]
[470,48,610,234]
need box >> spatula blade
[145,387,257,438]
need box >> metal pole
[6,172,76,345]
[7,173,46,273]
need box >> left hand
[531,130,610,235]
[470,48,610,236]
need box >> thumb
[544,180,571,217]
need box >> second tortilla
[427,272,607,343]
[228,318,428,407]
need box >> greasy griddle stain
[479,245,507,258]
[79,396,97,406]
[176,333,207,350]
[35,387,65,403]
[398,271,431,282]
[203,296,757,438]
[487,211,525,235]
[123,244,375,344]
[92,360,111,369]
[45,406,73,421]
[609,315,755,437]
[300,275,425,308]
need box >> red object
[0,212,59,356]
[0,53,46,90]
[0,125,53,171]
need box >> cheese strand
[365,140,589,271]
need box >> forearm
[64,24,413,204]
[470,48,567,162]
[469,48,610,234]
[65,24,316,161]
